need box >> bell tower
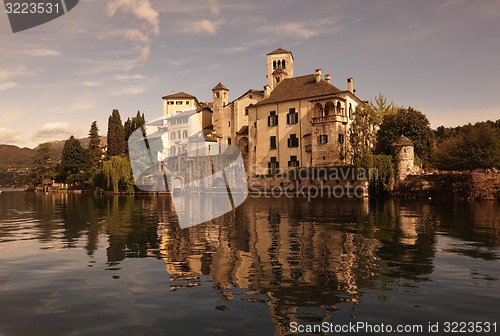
[266,48,294,90]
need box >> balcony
[311,114,348,124]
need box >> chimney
[315,69,322,83]
[347,77,354,94]
[325,74,331,84]
[264,85,271,98]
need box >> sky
[1,0,499,148]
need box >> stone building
[148,47,365,190]
[247,48,364,176]
[392,135,416,182]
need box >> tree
[107,109,125,156]
[102,155,134,193]
[349,105,379,166]
[88,121,102,168]
[124,111,146,154]
[369,93,397,121]
[31,143,55,185]
[60,136,89,183]
[434,123,500,170]
[376,107,434,161]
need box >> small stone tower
[266,48,294,90]
[212,82,229,142]
[392,135,415,182]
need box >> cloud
[107,0,160,62]
[209,0,220,16]
[0,66,31,91]
[179,19,225,35]
[83,81,101,87]
[112,86,146,95]
[113,74,147,81]
[0,128,23,144]
[34,122,78,140]
[107,0,160,35]
[23,48,60,57]
[0,81,18,91]
[256,17,342,39]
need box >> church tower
[266,48,294,90]
[212,82,230,142]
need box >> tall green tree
[60,136,89,183]
[124,111,146,154]
[434,123,500,170]
[376,107,434,161]
[31,143,55,185]
[107,109,125,156]
[349,105,379,166]
[369,93,397,121]
[88,121,102,170]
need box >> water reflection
[0,192,499,335]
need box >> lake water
[0,192,498,335]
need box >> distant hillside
[0,145,36,168]
[1,136,107,169]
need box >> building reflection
[157,197,381,334]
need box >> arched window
[277,59,281,67]
[324,101,334,116]
[313,103,323,118]
[349,103,353,120]
[336,101,342,116]
[282,59,286,69]
[273,60,277,70]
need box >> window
[319,135,328,144]
[177,131,181,139]
[267,111,278,127]
[287,108,298,124]
[228,121,230,127]
[287,134,299,148]
[183,130,188,138]
[349,103,353,120]
[186,101,190,104]
[171,147,176,156]
[270,136,277,149]
[273,60,277,70]
[168,101,174,105]
[338,134,344,144]
[244,107,249,116]
[282,59,286,69]
[288,155,299,167]
[171,131,176,140]
[176,101,183,105]
[268,157,279,174]
[215,92,220,98]
[183,117,188,123]
[228,138,231,145]
[171,119,176,125]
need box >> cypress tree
[107,109,125,156]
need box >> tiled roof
[267,47,292,55]
[212,82,229,91]
[162,91,197,99]
[254,74,342,106]
[392,135,414,147]
[272,67,287,75]
[233,89,264,102]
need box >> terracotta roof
[162,91,197,100]
[272,66,287,76]
[267,48,293,59]
[254,74,342,106]
[197,102,213,111]
[212,82,229,91]
[233,89,264,102]
[392,135,414,147]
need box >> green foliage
[433,123,500,170]
[124,111,146,154]
[87,121,102,186]
[349,105,379,166]
[376,107,434,161]
[359,154,394,196]
[107,109,125,157]
[60,136,89,185]
[102,155,134,193]
[369,93,397,120]
[31,143,55,185]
